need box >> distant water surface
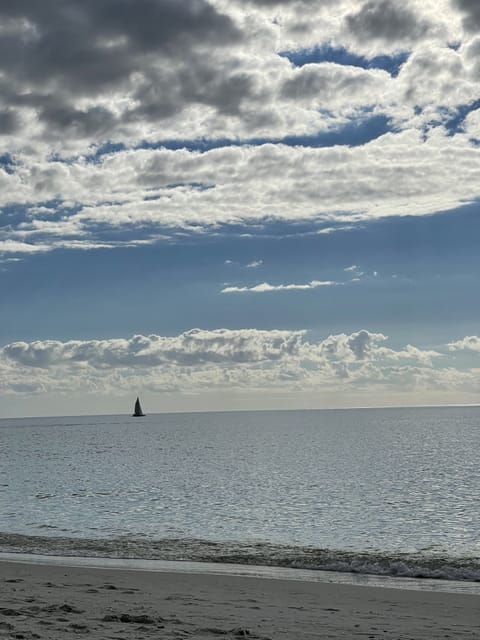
[0,407,479,582]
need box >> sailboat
[132,396,145,417]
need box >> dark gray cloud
[0,0,240,62]
[452,0,480,31]
[345,0,429,43]
[129,61,255,123]
[244,0,298,4]
[244,0,334,5]
[280,65,375,102]
[0,0,245,140]
[178,67,254,116]
[463,37,480,78]
[39,104,117,137]
[0,110,19,135]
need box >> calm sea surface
[0,407,479,582]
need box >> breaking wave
[1,533,479,583]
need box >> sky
[1,0,480,417]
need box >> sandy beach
[0,560,478,639]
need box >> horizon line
[1,402,479,421]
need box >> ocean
[1,407,479,585]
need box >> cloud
[280,62,388,104]
[222,280,337,293]
[0,0,241,91]
[379,344,442,366]
[452,0,480,32]
[316,226,356,235]
[3,126,480,258]
[343,264,364,280]
[246,260,263,268]
[0,0,251,156]
[448,335,480,352]
[244,0,302,5]
[345,0,430,46]
[312,330,387,362]
[2,329,305,369]
[0,240,50,254]
[462,36,480,80]
[0,328,471,401]
[0,0,479,258]
[348,330,378,359]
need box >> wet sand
[0,559,478,639]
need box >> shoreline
[1,559,478,639]
[2,552,480,595]
[1,532,479,587]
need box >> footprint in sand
[68,622,89,632]
[0,608,20,617]
[3,579,24,584]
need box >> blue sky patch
[280,44,410,77]
[0,153,16,174]
[84,142,127,163]
[443,100,480,135]
[2,202,480,348]
[120,114,394,155]
[74,113,396,165]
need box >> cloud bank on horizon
[2,326,480,413]
[1,0,480,257]
[3,327,477,402]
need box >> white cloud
[0,240,50,254]
[309,330,388,362]
[343,265,365,281]
[0,328,469,405]
[246,260,263,268]
[379,344,442,366]
[2,329,305,369]
[3,123,480,258]
[222,279,337,293]
[316,226,356,235]
[448,335,480,352]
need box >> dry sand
[0,560,479,639]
